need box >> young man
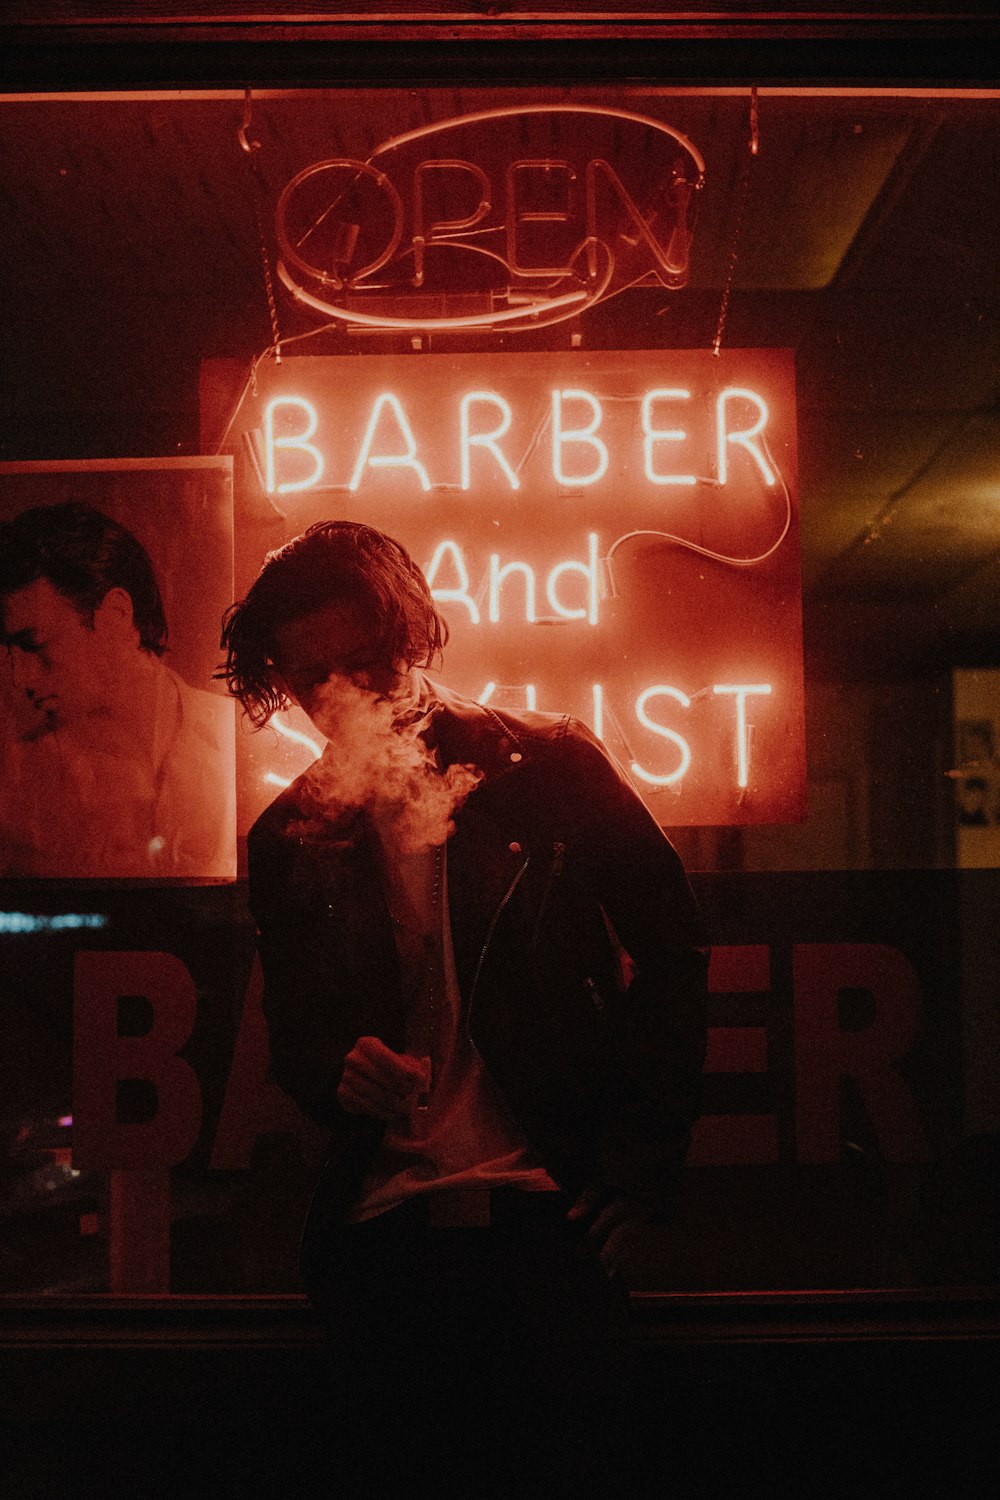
[0,500,234,878]
[220,519,708,1489]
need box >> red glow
[642,389,696,487]
[260,384,784,499]
[551,390,609,487]
[274,104,705,334]
[460,393,520,491]
[349,393,432,492]
[232,348,804,826]
[264,397,324,494]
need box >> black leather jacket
[248,680,709,1226]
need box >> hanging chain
[252,184,283,367]
[713,87,759,357]
[239,87,282,390]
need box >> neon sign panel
[274,105,705,334]
[233,348,804,826]
[261,386,776,500]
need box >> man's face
[2,577,117,732]
[272,597,405,730]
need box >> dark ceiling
[1,85,998,676]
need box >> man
[0,500,234,878]
[220,519,708,1490]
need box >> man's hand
[337,1036,429,1121]
[568,1186,649,1276]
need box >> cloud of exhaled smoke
[290,675,481,854]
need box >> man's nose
[10,652,39,693]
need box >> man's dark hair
[0,500,168,656]
[219,519,448,728]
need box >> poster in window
[0,459,235,880]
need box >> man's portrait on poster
[0,463,235,880]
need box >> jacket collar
[268,673,531,851]
[417,674,532,788]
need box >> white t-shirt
[348,831,557,1223]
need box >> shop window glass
[1,85,997,1296]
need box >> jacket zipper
[532,839,566,948]
[466,852,531,1053]
[584,976,606,1013]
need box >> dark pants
[303,1187,633,1496]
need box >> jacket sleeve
[558,719,709,1222]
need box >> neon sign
[274,105,704,335]
[261,387,775,499]
[230,348,804,826]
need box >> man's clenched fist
[337,1035,430,1121]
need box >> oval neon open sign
[275,105,705,334]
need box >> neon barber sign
[262,386,773,498]
[275,106,704,334]
[233,349,804,826]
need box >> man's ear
[93,587,138,644]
